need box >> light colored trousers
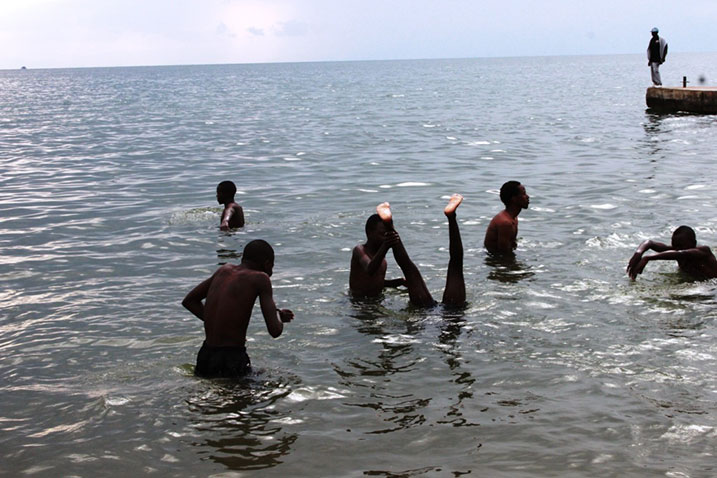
[650,62,662,86]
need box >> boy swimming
[216,180,245,230]
[349,195,466,307]
[182,239,294,377]
[627,225,717,280]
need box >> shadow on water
[435,306,480,428]
[330,296,430,435]
[641,110,717,161]
[340,296,426,378]
[186,374,299,472]
[485,254,535,283]
[629,274,717,334]
[216,247,240,265]
[641,111,673,160]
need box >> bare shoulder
[214,263,236,276]
[489,210,510,224]
[489,211,514,228]
[697,245,715,256]
[247,268,272,288]
[352,243,367,258]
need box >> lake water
[2,54,717,477]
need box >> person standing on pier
[647,27,668,86]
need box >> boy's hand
[384,231,401,248]
[278,309,294,323]
[628,257,649,280]
[626,252,643,277]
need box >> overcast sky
[1,0,716,69]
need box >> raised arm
[257,274,293,338]
[384,278,407,288]
[182,274,214,321]
[354,232,399,275]
[627,239,672,278]
[628,247,710,280]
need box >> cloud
[246,26,265,36]
[216,22,237,38]
[273,20,309,37]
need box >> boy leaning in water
[182,239,294,378]
[627,225,717,281]
[349,195,466,307]
[216,180,245,230]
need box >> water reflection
[216,247,240,265]
[187,376,298,471]
[642,112,671,159]
[436,307,480,428]
[332,297,430,434]
[485,254,535,283]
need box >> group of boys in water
[182,180,717,378]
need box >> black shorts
[194,341,251,378]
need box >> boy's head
[242,239,275,275]
[216,181,237,204]
[671,225,697,250]
[500,180,529,208]
[365,213,386,243]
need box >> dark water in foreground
[2,54,717,477]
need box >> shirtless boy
[349,195,466,307]
[626,225,717,281]
[182,239,294,377]
[484,181,530,254]
[217,180,245,230]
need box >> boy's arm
[220,206,233,231]
[628,247,710,280]
[257,274,293,338]
[384,278,407,288]
[181,275,214,321]
[627,240,672,277]
[354,232,399,275]
[220,204,244,230]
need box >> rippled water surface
[2,55,717,477]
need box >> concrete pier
[646,86,717,114]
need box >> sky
[1,0,716,69]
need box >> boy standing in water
[182,239,294,377]
[349,195,466,307]
[484,181,530,255]
[627,226,717,280]
[216,180,245,230]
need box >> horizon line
[4,50,716,72]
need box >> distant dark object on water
[20,66,27,70]
[699,75,707,85]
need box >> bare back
[202,264,268,346]
[677,246,717,279]
[484,210,518,254]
